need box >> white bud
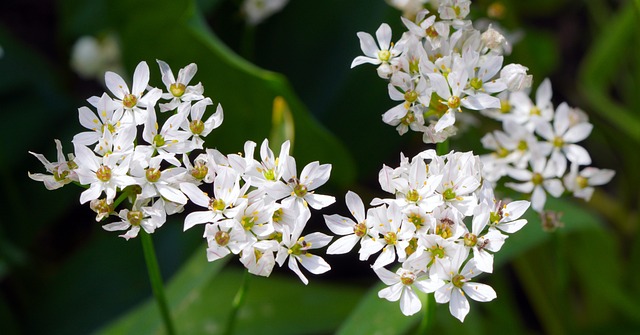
[481,26,506,51]
[500,64,532,92]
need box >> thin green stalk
[140,230,176,335]
[225,269,251,335]
[417,293,435,334]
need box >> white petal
[463,282,497,302]
[298,254,331,275]
[288,257,309,285]
[449,288,470,322]
[327,235,360,254]
[184,211,215,231]
[399,287,421,316]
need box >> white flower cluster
[325,150,529,321]
[29,60,336,284]
[480,79,615,212]
[352,0,528,143]
[345,0,615,322]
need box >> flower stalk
[225,269,252,335]
[140,230,176,335]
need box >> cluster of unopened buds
[342,0,614,321]
[29,60,336,284]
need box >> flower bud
[500,64,532,92]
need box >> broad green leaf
[578,0,640,143]
[99,245,366,335]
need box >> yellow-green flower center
[209,198,226,212]
[406,189,421,203]
[378,50,391,62]
[452,274,465,288]
[123,94,138,109]
[190,162,208,180]
[189,119,205,135]
[470,77,483,90]
[576,176,589,189]
[463,233,477,247]
[293,184,308,198]
[517,140,528,151]
[447,95,461,109]
[96,165,112,182]
[400,272,415,285]
[530,106,541,116]
[443,188,457,201]
[272,208,284,223]
[404,90,418,103]
[408,213,424,229]
[241,215,256,231]
[215,231,230,246]
[153,134,165,147]
[384,231,398,245]
[127,210,143,226]
[553,136,564,148]
[531,172,544,186]
[354,222,367,237]
[500,100,511,113]
[169,83,186,97]
[263,169,276,181]
[405,237,418,257]
[145,167,161,183]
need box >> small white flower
[156,60,205,112]
[500,63,532,92]
[374,265,444,316]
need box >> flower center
[447,95,461,109]
[576,176,589,189]
[452,274,465,288]
[153,134,166,147]
[443,188,457,201]
[214,231,230,246]
[463,233,478,247]
[384,231,398,245]
[500,99,511,113]
[405,237,418,257]
[404,90,418,103]
[354,222,367,237]
[96,165,112,182]
[406,189,421,203]
[272,208,284,223]
[400,111,416,126]
[190,162,208,180]
[293,183,308,198]
[436,218,453,239]
[553,136,564,148]
[407,213,424,229]
[400,272,416,286]
[169,83,186,97]
[123,94,138,109]
[531,172,544,186]
[241,215,256,231]
[470,77,483,90]
[189,119,205,135]
[145,167,161,183]
[378,50,391,62]
[127,210,143,226]
[263,168,276,181]
[530,106,541,116]
[425,26,438,38]
[517,140,528,151]
[209,198,226,212]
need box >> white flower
[506,157,564,213]
[500,63,532,92]
[563,164,615,201]
[351,23,405,78]
[73,93,122,146]
[102,199,166,240]
[156,60,205,112]
[324,191,374,255]
[73,144,136,204]
[434,248,497,322]
[535,102,593,176]
[180,167,248,230]
[105,61,162,125]
[276,215,332,285]
[204,219,248,262]
[268,157,335,212]
[374,266,444,316]
[180,98,224,149]
[28,139,77,190]
[240,240,279,276]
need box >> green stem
[225,270,251,335]
[436,140,449,156]
[140,230,176,335]
[417,292,435,334]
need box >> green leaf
[99,245,366,334]
[578,0,640,143]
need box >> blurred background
[1,0,639,334]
